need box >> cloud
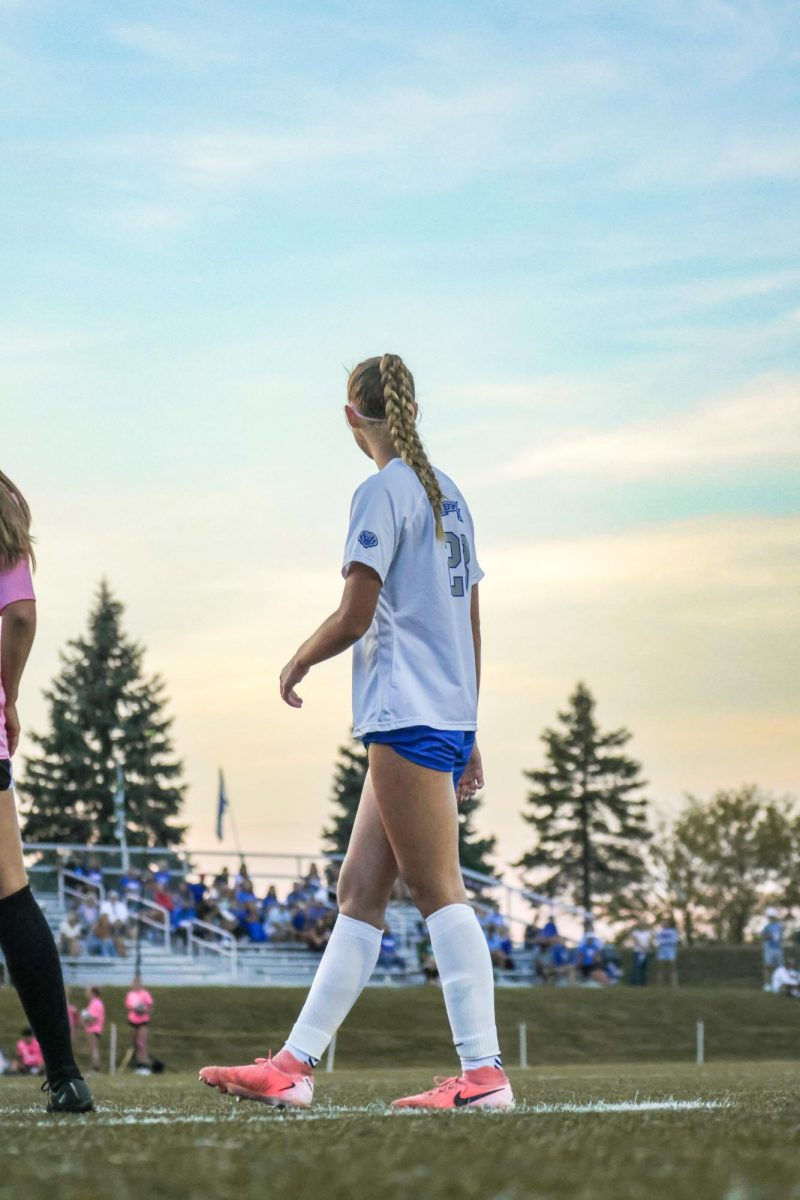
[482,512,800,628]
[504,376,800,481]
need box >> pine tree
[323,731,497,877]
[457,791,497,878]
[515,682,650,913]
[20,581,186,847]
[322,734,368,857]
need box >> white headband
[346,403,385,424]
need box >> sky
[2,0,799,883]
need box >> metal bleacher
[17,843,584,988]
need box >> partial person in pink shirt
[14,1027,44,1074]
[82,986,105,1072]
[0,470,93,1111]
[125,975,154,1069]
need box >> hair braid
[379,353,444,541]
[0,469,35,571]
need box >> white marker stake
[519,1022,528,1070]
[326,1032,337,1074]
[696,1020,704,1067]
[110,1023,118,1075]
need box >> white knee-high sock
[426,903,501,1071]
[284,914,382,1065]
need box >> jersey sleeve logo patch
[441,499,464,523]
[358,530,379,549]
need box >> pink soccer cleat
[391,1065,514,1111]
[199,1051,314,1108]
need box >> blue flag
[216,769,228,842]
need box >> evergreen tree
[323,731,497,877]
[457,790,497,878]
[20,581,186,847]
[515,682,650,913]
[322,734,368,857]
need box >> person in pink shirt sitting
[0,471,93,1112]
[14,1027,44,1075]
[125,975,154,1071]
[81,986,105,1073]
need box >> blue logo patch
[358,530,379,549]
[441,499,464,523]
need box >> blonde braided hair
[347,353,445,541]
[0,469,35,571]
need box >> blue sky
[3,0,799,867]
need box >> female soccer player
[0,470,94,1111]
[201,354,513,1110]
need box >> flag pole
[217,769,245,868]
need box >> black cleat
[44,1076,95,1114]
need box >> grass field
[4,985,798,1070]
[1,987,798,1198]
[0,1062,798,1200]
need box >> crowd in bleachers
[59,856,341,954]
[54,856,690,987]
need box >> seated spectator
[523,922,540,951]
[170,897,197,944]
[86,859,104,889]
[304,863,322,890]
[771,963,800,998]
[377,927,406,971]
[188,875,208,907]
[264,903,292,941]
[59,907,84,956]
[418,935,438,984]
[306,917,331,953]
[120,870,143,898]
[539,914,559,948]
[13,1028,44,1075]
[240,902,268,943]
[286,880,307,907]
[262,885,279,912]
[290,904,308,940]
[235,879,257,906]
[576,921,609,985]
[101,891,130,936]
[153,884,174,913]
[542,937,575,985]
[87,913,117,958]
[213,866,230,891]
[152,863,172,887]
[486,928,514,970]
[235,864,253,889]
[77,890,99,932]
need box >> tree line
[18,585,797,944]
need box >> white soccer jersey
[342,458,484,739]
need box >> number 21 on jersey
[445,532,471,597]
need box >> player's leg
[199,769,397,1106]
[0,780,93,1111]
[366,744,512,1109]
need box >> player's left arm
[279,564,382,708]
[456,584,485,805]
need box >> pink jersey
[0,557,36,760]
[17,1037,44,1070]
[126,988,153,1025]
[85,996,105,1035]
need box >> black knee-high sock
[0,885,80,1086]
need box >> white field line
[0,1098,731,1127]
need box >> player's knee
[403,875,467,920]
[337,874,386,928]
